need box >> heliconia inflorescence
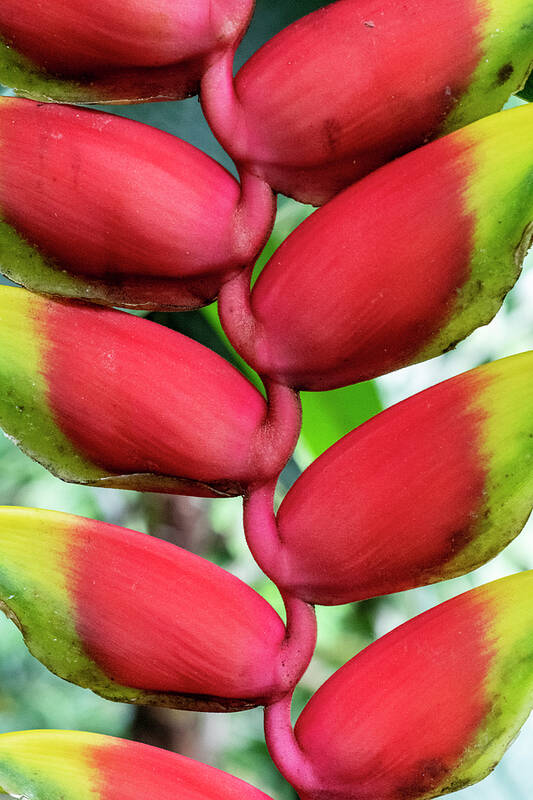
[0,0,254,104]
[220,104,533,390]
[0,286,297,497]
[0,507,300,709]
[0,99,275,310]
[283,571,533,800]
[266,352,533,605]
[0,730,275,799]
[0,0,532,798]
[202,0,533,204]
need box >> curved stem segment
[243,379,302,567]
[264,690,317,795]
[201,46,248,160]
[219,261,302,478]
[279,592,317,691]
[233,169,276,264]
[257,377,302,480]
[243,478,282,576]
[245,479,316,694]
[217,262,260,367]
[215,128,315,791]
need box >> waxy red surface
[92,737,274,800]
[251,133,474,389]
[0,100,243,281]
[69,518,285,700]
[0,1,250,75]
[232,0,483,202]
[277,370,487,604]
[278,371,488,603]
[42,301,267,487]
[295,590,493,800]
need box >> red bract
[0,507,292,709]
[287,572,533,800]
[0,0,254,103]
[0,730,276,800]
[203,0,533,204]
[271,353,533,605]
[0,99,274,310]
[221,105,533,389]
[0,0,531,797]
[0,288,290,497]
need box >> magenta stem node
[244,483,316,691]
[264,692,317,796]
[218,264,259,366]
[280,592,317,690]
[243,479,282,577]
[258,378,302,479]
[201,46,248,159]
[233,169,276,262]
[213,95,316,794]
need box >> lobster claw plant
[0,99,275,310]
[0,1,532,799]
[0,0,255,104]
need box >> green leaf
[299,382,383,459]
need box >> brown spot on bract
[323,118,342,156]
[445,775,476,793]
[448,525,475,556]
[496,63,514,85]
[396,758,450,799]
[443,338,461,354]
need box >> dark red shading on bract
[294,590,492,800]
[43,301,267,496]
[229,0,482,203]
[69,518,286,703]
[0,99,270,310]
[92,737,274,800]
[250,133,473,390]
[0,0,254,102]
[276,369,486,605]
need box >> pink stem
[233,169,276,264]
[217,263,259,367]
[243,397,314,687]
[214,122,316,792]
[257,377,302,479]
[244,479,316,692]
[264,690,318,795]
[279,591,317,691]
[201,46,248,160]
[243,478,282,577]
[242,380,302,562]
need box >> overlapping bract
[271,353,533,604]
[224,105,533,390]
[0,287,279,497]
[0,99,274,310]
[0,730,274,799]
[0,0,531,798]
[203,0,533,204]
[0,0,254,103]
[293,572,533,800]
[0,507,290,709]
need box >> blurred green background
[0,1,532,798]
